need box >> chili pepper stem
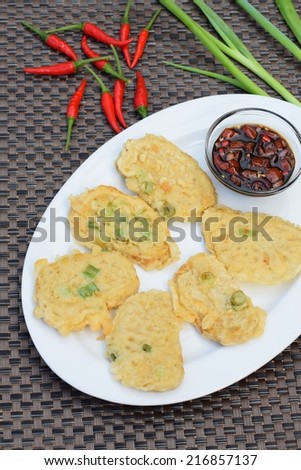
[85,65,109,92]
[21,21,48,41]
[110,45,130,82]
[145,8,162,31]
[136,106,147,118]
[65,117,75,150]
[123,0,132,24]
[74,57,110,68]
[110,45,123,77]
[46,23,83,33]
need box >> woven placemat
[1,0,301,450]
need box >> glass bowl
[204,107,301,196]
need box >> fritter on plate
[69,185,180,270]
[202,204,301,284]
[170,253,266,346]
[116,134,217,219]
[34,249,139,336]
[106,290,184,391]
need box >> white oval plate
[22,94,301,406]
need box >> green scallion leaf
[235,0,301,61]
[87,220,99,231]
[159,0,268,97]
[105,202,117,216]
[275,0,301,47]
[78,282,100,298]
[193,0,301,105]
[201,272,215,281]
[109,353,117,362]
[83,264,100,279]
[142,181,154,194]
[159,0,301,106]
[58,285,72,297]
[194,0,254,59]
[164,61,250,92]
[142,344,152,352]
[161,201,176,218]
[115,227,127,240]
[137,170,154,194]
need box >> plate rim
[21,93,301,406]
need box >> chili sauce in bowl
[205,108,301,196]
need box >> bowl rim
[204,107,301,197]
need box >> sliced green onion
[201,272,215,281]
[105,202,116,216]
[164,61,250,92]
[236,226,258,238]
[115,227,127,240]
[193,0,301,106]
[161,201,176,218]
[58,285,72,297]
[158,0,268,97]
[83,264,100,279]
[78,282,100,298]
[275,0,301,46]
[109,353,117,362]
[137,170,154,194]
[87,219,99,231]
[142,344,152,352]
[235,0,301,61]
[194,0,254,59]
[230,290,247,308]
[142,181,153,194]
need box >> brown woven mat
[1,0,301,450]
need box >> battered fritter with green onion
[202,204,301,284]
[69,185,180,270]
[106,290,184,391]
[34,249,139,336]
[116,134,217,219]
[170,252,266,346]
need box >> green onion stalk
[159,0,268,96]
[275,0,301,46]
[158,0,301,106]
[193,0,301,106]
[235,0,301,61]
[163,62,251,92]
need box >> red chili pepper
[134,71,148,119]
[81,35,128,82]
[130,8,161,69]
[111,46,127,128]
[23,57,109,76]
[21,21,78,61]
[46,22,133,48]
[114,80,127,128]
[119,0,132,68]
[86,66,122,134]
[65,78,87,150]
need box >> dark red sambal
[212,123,295,193]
